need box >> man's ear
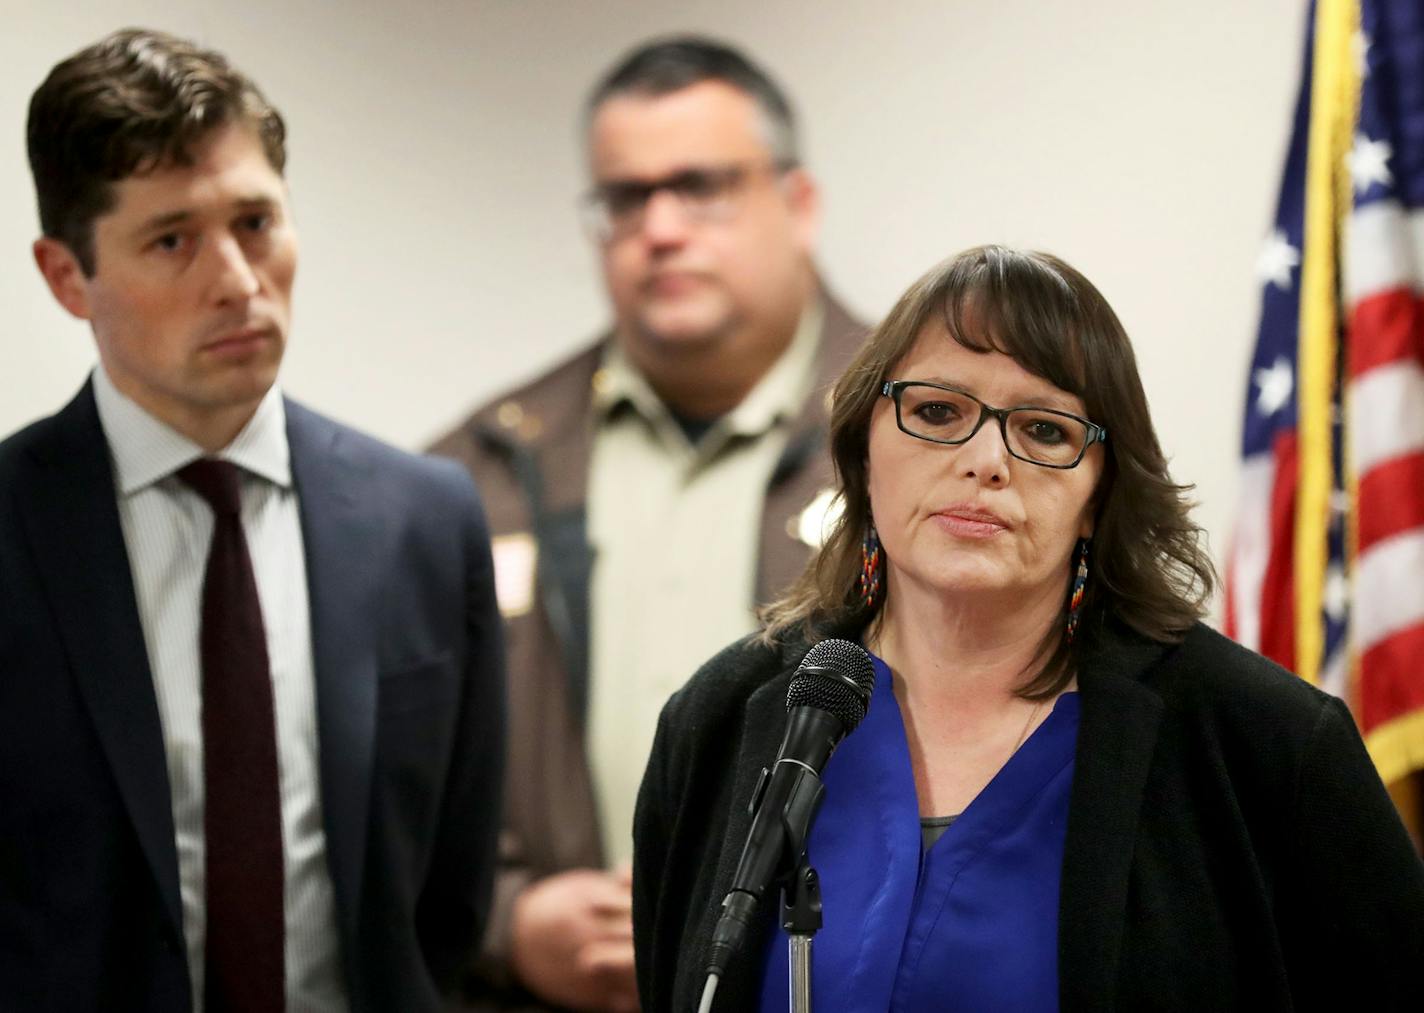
[33,237,92,321]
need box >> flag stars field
[1348,133,1393,192]
[1325,566,1351,624]
[1254,357,1294,416]
[1256,229,1301,290]
[1353,29,1372,78]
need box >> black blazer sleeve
[633,704,675,1009]
[1280,694,1424,1006]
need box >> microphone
[703,638,875,985]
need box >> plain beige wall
[2,1,1308,616]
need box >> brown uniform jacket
[428,294,865,1010]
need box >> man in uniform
[433,36,863,1011]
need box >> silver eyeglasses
[880,380,1107,469]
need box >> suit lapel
[1059,631,1167,1012]
[17,383,184,936]
[286,401,383,953]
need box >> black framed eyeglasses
[880,380,1107,469]
[579,159,796,242]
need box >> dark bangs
[936,246,1091,402]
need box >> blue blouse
[757,653,1080,1012]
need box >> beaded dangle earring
[859,521,883,610]
[1066,537,1091,644]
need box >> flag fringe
[1366,709,1424,785]
[1294,0,1361,683]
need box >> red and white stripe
[1342,198,1424,732]
[1226,439,1300,673]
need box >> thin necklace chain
[1009,696,1048,756]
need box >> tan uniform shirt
[585,303,824,866]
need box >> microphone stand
[701,645,874,1012]
[701,758,828,1013]
[783,862,821,1013]
[778,761,826,1013]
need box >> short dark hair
[762,245,1217,698]
[586,35,799,163]
[27,27,286,275]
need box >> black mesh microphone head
[786,638,876,731]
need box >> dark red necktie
[177,459,285,1012]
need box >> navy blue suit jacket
[0,382,505,1012]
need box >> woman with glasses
[631,245,1424,1011]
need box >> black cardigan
[631,620,1424,1011]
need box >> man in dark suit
[0,28,504,1012]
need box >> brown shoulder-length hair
[27,27,287,276]
[761,245,1216,697]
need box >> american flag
[1227,0,1424,798]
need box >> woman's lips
[931,507,1010,538]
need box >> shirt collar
[92,364,292,496]
[592,340,667,426]
[721,298,823,438]
[592,297,825,441]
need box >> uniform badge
[491,532,537,618]
[789,487,843,549]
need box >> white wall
[2,0,1308,616]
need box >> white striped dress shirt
[91,367,348,1013]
